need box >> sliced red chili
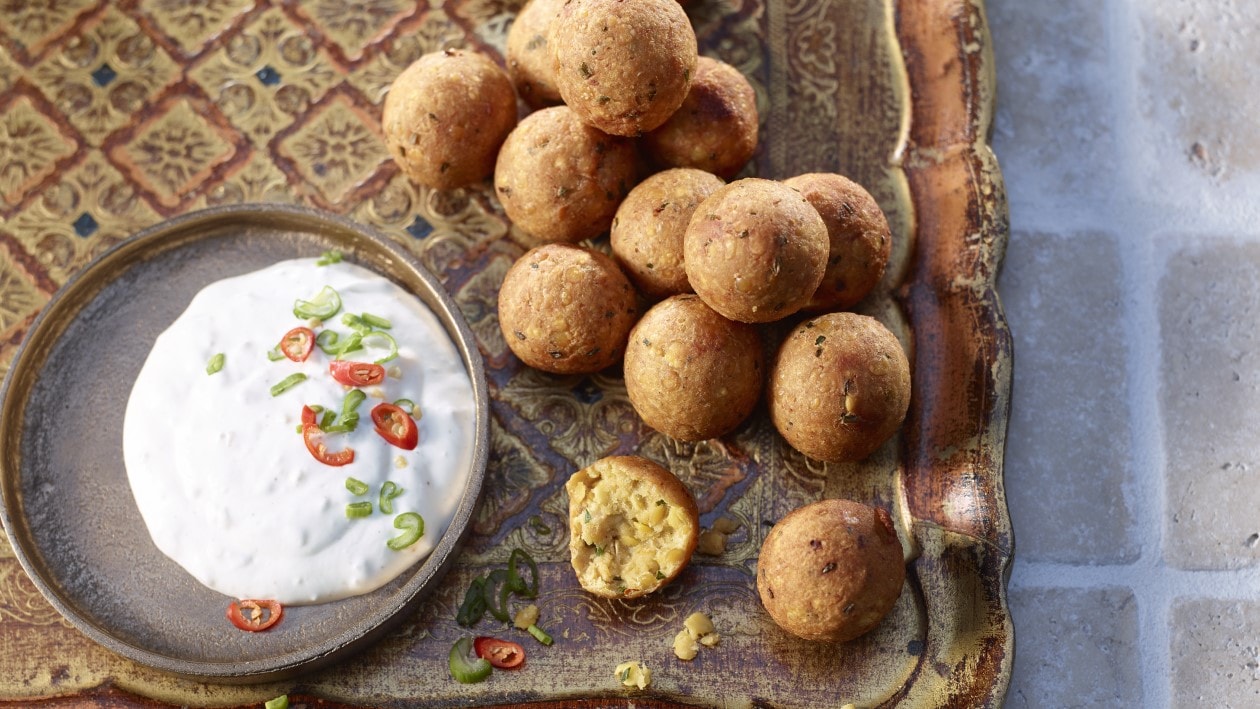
[371,402,418,450]
[301,405,318,426]
[473,636,525,669]
[329,360,385,387]
[302,423,355,466]
[280,327,315,362]
[226,599,283,631]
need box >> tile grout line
[1106,0,1176,701]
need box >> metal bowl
[0,204,489,683]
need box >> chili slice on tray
[226,599,283,631]
[371,402,418,450]
[449,637,492,684]
[279,326,315,362]
[302,423,354,466]
[474,636,525,669]
[329,360,385,387]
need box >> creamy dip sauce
[123,258,476,605]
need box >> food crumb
[514,603,540,630]
[673,628,699,660]
[697,529,728,556]
[615,660,651,689]
[674,611,720,660]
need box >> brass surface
[0,0,1011,705]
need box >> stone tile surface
[987,0,1116,210]
[1172,597,1260,706]
[1007,586,1142,708]
[998,230,1136,563]
[1138,0,1260,196]
[1161,240,1260,570]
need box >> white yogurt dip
[123,257,476,605]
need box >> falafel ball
[549,0,697,136]
[769,312,911,462]
[506,0,566,108]
[611,168,725,298]
[784,173,892,312]
[495,106,643,243]
[683,178,829,323]
[757,499,905,642]
[645,56,759,179]
[382,48,518,190]
[624,294,763,441]
[497,243,639,374]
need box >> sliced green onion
[507,548,539,598]
[264,695,290,709]
[324,389,366,432]
[482,569,510,622]
[315,329,340,355]
[270,373,307,397]
[319,409,336,429]
[315,249,343,266]
[206,353,225,375]
[341,312,372,334]
[379,480,404,514]
[449,637,491,684]
[333,331,364,359]
[393,398,416,416]
[527,623,554,646]
[528,515,552,535]
[266,346,285,362]
[345,477,369,496]
[387,512,424,550]
[293,285,342,320]
[346,501,372,519]
[456,576,487,627]
[360,330,398,364]
[361,312,392,329]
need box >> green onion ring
[315,249,342,266]
[507,548,540,598]
[315,329,340,355]
[341,312,371,334]
[345,477,369,496]
[526,623,554,646]
[392,398,416,416]
[269,373,307,397]
[482,569,510,622]
[456,577,487,627]
[345,501,372,519]
[379,480,404,514]
[264,695,290,709]
[266,347,285,362]
[293,285,342,320]
[333,332,364,359]
[360,330,399,364]
[387,512,424,550]
[448,637,492,684]
[361,312,392,329]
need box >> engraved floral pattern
[347,8,468,103]
[109,99,237,208]
[138,0,256,56]
[188,7,340,146]
[0,246,49,334]
[275,92,389,207]
[7,153,161,286]
[292,0,416,62]
[0,0,95,59]
[31,8,180,147]
[0,96,76,211]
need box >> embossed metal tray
[0,0,1011,705]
